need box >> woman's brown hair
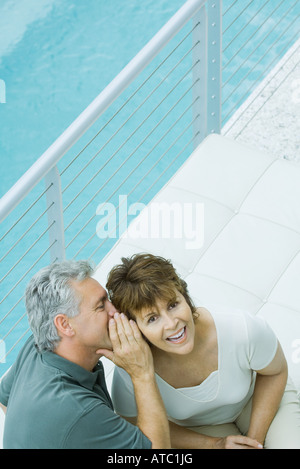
[106,253,197,319]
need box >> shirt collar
[42,349,104,391]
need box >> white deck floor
[222,38,300,163]
[0,40,299,449]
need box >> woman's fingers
[129,318,143,341]
[97,313,144,364]
[113,312,135,346]
[105,312,153,377]
[96,316,120,360]
[108,316,121,348]
[120,313,136,342]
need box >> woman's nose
[164,314,179,331]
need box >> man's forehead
[70,277,107,301]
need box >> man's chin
[95,346,113,356]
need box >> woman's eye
[169,301,178,310]
[147,316,157,324]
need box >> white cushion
[95,134,300,394]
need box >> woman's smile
[166,326,187,343]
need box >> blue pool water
[1,0,299,197]
[0,0,187,197]
[0,0,299,374]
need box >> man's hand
[97,313,154,380]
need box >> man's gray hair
[25,260,94,352]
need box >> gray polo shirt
[0,336,151,449]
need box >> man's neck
[54,341,99,372]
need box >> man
[0,260,170,449]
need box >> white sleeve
[111,366,138,417]
[244,312,278,371]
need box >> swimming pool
[0,0,299,374]
[0,0,187,197]
[1,0,299,197]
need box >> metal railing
[0,0,221,372]
[0,0,299,374]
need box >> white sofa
[95,134,300,396]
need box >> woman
[106,253,300,449]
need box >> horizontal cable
[0,239,56,305]
[63,42,199,197]
[80,114,199,260]
[63,43,199,202]
[0,294,24,327]
[2,311,27,342]
[60,22,199,179]
[66,78,200,250]
[0,182,52,243]
[223,0,253,35]
[1,328,30,364]
[222,3,299,109]
[88,123,199,261]
[0,220,55,284]
[222,0,239,17]
[63,48,199,213]
[223,0,274,55]
[223,0,298,90]
[0,201,54,265]
[142,131,198,203]
[64,61,199,235]
[222,17,300,122]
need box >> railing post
[206,0,222,135]
[192,5,208,148]
[192,0,221,147]
[45,166,65,262]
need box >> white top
[111,309,278,426]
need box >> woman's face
[135,291,196,356]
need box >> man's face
[69,277,116,353]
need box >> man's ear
[54,314,75,338]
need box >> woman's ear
[54,314,75,338]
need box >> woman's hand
[97,312,154,380]
[214,435,263,449]
[98,313,171,449]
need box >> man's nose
[107,300,117,317]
